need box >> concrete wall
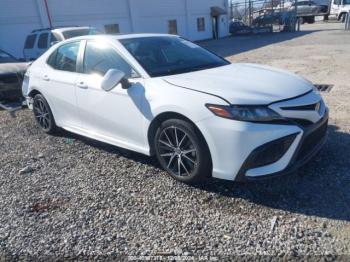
[0,0,229,58]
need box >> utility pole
[248,0,252,26]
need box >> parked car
[253,10,283,27]
[23,26,100,61]
[0,49,28,102]
[22,34,328,183]
[229,21,252,35]
[286,1,328,23]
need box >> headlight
[206,104,283,122]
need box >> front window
[62,28,100,39]
[120,36,230,77]
[83,41,137,78]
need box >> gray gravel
[1,22,350,260]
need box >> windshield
[63,28,101,39]
[120,37,230,77]
[344,0,350,4]
[0,50,17,63]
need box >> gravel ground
[1,22,350,260]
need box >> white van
[23,26,100,61]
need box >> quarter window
[83,41,135,78]
[38,33,49,49]
[47,41,80,72]
[24,34,37,49]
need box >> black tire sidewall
[33,94,57,134]
[154,119,211,183]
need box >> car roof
[67,33,179,42]
[52,26,93,33]
[30,26,95,34]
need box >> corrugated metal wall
[0,0,229,58]
[0,0,43,57]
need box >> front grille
[290,118,314,128]
[248,133,298,169]
[296,120,328,161]
[281,103,319,111]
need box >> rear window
[38,33,49,49]
[62,28,100,39]
[24,34,37,49]
[47,41,80,72]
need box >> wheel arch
[338,12,347,20]
[147,111,212,173]
[28,89,42,98]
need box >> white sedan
[22,34,328,183]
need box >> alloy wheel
[157,126,198,177]
[33,98,51,130]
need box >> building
[0,0,229,58]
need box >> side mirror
[101,69,128,91]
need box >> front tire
[33,94,57,134]
[154,119,211,183]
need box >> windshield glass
[63,28,101,39]
[0,50,17,63]
[120,36,230,77]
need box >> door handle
[76,81,88,89]
[42,75,50,81]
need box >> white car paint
[23,34,328,181]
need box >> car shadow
[194,124,350,221]
[199,28,340,57]
[53,124,350,221]
[51,129,161,169]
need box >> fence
[229,0,301,32]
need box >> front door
[75,40,146,152]
[331,0,341,15]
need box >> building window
[105,24,120,34]
[197,17,205,32]
[168,20,177,35]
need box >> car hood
[0,62,29,75]
[162,63,313,105]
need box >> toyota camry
[22,34,328,183]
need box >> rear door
[41,41,82,129]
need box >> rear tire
[154,119,211,183]
[33,94,57,134]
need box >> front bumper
[236,110,328,181]
[196,105,328,182]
